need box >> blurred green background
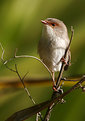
[0,0,85,121]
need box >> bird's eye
[51,23,55,26]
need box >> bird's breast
[38,37,66,72]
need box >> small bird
[38,18,71,88]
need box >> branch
[56,26,74,89]
[5,75,85,121]
[6,64,43,120]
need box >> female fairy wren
[38,18,71,87]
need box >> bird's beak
[41,20,48,24]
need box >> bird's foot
[52,85,57,92]
[61,57,67,65]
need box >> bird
[38,18,71,89]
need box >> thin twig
[22,72,29,82]
[15,55,52,77]
[43,26,74,121]
[14,64,36,104]
[15,64,42,120]
[56,26,74,89]
[5,63,36,105]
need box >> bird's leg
[52,72,56,85]
[52,72,57,91]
